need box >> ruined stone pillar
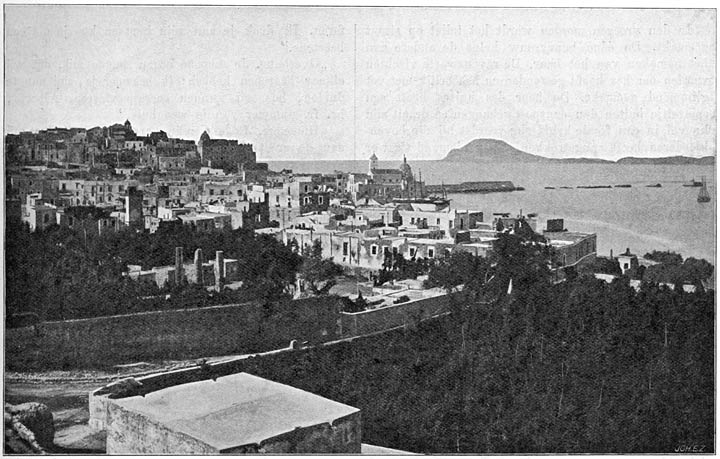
[214,250,225,291]
[194,248,203,285]
[175,247,184,285]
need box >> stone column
[214,250,225,291]
[174,247,184,285]
[194,248,203,285]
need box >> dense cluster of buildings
[6,121,598,279]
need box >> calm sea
[267,160,717,264]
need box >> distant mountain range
[442,139,715,165]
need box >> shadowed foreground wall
[6,297,343,371]
[7,291,464,371]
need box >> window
[371,245,378,255]
[318,196,324,205]
[436,218,441,225]
[276,195,280,203]
[343,242,349,256]
[43,214,49,223]
[61,183,66,191]
[428,248,435,258]
[303,196,311,205]
[411,217,415,224]
[409,247,416,258]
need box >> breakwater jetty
[426,181,521,193]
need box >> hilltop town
[6,121,597,278]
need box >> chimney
[610,249,614,259]
[174,247,184,284]
[194,248,203,285]
[214,250,225,291]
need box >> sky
[3,6,716,161]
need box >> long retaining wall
[6,297,343,371]
[338,291,466,337]
[7,289,467,371]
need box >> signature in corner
[674,444,706,453]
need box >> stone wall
[7,297,343,371]
[8,281,463,372]
[106,403,217,454]
[339,291,464,336]
[248,412,361,454]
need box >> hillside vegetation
[245,237,714,454]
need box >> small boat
[614,184,632,188]
[646,183,662,188]
[684,179,703,187]
[560,186,573,189]
[544,186,555,189]
[577,185,612,189]
[698,177,711,203]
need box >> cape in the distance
[442,138,716,165]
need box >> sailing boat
[697,176,711,203]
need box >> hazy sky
[4,6,716,161]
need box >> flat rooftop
[112,372,359,452]
[543,230,595,242]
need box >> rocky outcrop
[5,402,55,453]
[95,377,144,398]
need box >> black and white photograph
[3,4,716,455]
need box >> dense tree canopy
[5,217,302,320]
[246,243,714,454]
[643,256,714,286]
